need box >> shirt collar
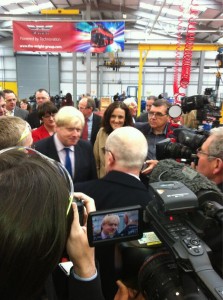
[149,123,168,135]
[88,113,93,121]
[54,133,74,152]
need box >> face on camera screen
[87,206,142,247]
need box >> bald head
[105,126,148,173]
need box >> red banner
[13,21,125,53]
[13,21,75,52]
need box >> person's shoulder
[15,106,28,116]
[93,113,102,120]
[35,135,52,147]
[74,178,99,192]
[136,112,148,121]
[78,139,93,149]
[134,122,150,135]
[96,127,107,138]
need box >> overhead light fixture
[3,0,32,5]
[4,1,54,14]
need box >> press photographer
[155,127,223,192]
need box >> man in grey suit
[35,106,97,184]
[3,89,28,120]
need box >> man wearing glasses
[136,99,182,160]
[3,89,28,120]
[195,127,223,192]
[78,96,101,145]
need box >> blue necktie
[64,148,72,177]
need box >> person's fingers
[116,280,126,289]
[73,192,96,213]
[70,202,80,229]
[114,280,129,300]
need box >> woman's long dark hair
[0,150,73,299]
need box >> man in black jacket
[35,106,97,184]
[75,126,151,299]
[27,88,51,128]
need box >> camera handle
[173,240,223,300]
[146,203,223,300]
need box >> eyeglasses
[102,147,115,161]
[196,147,218,159]
[79,106,90,110]
[148,112,167,118]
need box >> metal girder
[137,43,223,115]
[138,44,222,51]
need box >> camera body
[116,182,223,300]
[73,197,84,226]
[156,128,208,162]
[181,94,221,127]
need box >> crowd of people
[0,88,222,300]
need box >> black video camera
[116,181,223,300]
[181,95,221,127]
[156,128,209,163]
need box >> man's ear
[213,158,223,175]
[107,151,115,166]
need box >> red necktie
[82,118,88,140]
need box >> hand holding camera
[66,192,96,279]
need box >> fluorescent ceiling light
[0,0,32,5]
[140,2,201,18]
[3,2,54,14]
[38,3,54,9]
[136,20,148,26]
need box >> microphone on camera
[149,159,223,206]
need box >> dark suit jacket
[34,135,97,183]
[14,106,29,120]
[27,109,40,129]
[75,170,150,210]
[74,171,151,300]
[90,113,102,145]
[136,111,148,122]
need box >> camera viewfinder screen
[87,206,143,246]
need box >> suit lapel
[48,136,60,162]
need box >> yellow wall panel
[0,82,18,96]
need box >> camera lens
[156,139,192,160]
[175,130,207,151]
[138,251,184,300]
[181,95,209,114]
